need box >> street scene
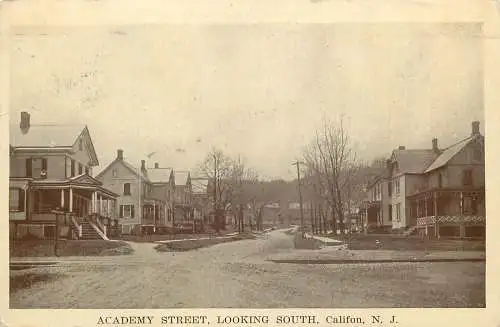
[8,23,484,308]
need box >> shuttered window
[9,188,24,211]
[119,205,135,218]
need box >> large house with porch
[95,150,167,235]
[147,163,175,232]
[9,112,119,240]
[386,121,485,237]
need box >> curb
[268,258,485,264]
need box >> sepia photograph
[7,22,485,309]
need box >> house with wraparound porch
[9,112,120,240]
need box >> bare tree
[303,117,359,234]
[196,149,259,233]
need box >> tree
[196,149,259,233]
[302,116,359,234]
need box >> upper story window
[78,163,83,175]
[438,173,443,188]
[112,168,118,177]
[123,183,131,195]
[26,157,47,179]
[71,159,75,177]
[473,146,482,161]
[393,178,401,195]
[462,170,473,186]
[85,166,90,175]
[388,182,392,196]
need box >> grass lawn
[155,233,256,252]
[328,234,485,251]
[10,239,134,257]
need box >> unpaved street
[10,230,484,308]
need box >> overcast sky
[9,23,483,180]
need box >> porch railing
[417,215,485,226]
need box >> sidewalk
[267,248,485,264]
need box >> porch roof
[407,187,484,199]
[28,175,119,198]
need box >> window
[9,188,24,211]
[119,204,135,218]
[388,204,392,221]
[112,169,118,177]
[393,179,401,195]
[78,163,83,175]
[26,158,47,178]
[395,203,401,222]
[438,173,443,188]
[71,159,75,177]
[388,182,392,196]
[462,170,473,186]
[123,183,131,195]
[85,166,90,175]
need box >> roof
[147,168,173,184]
[174,171,190,186]
[95,158,150,182]
[391,149,439,174]
[191,178,209,194]
[425,135,480,173]
[10,124,86,148]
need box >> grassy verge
[326,234,485,251]
[155,233,256,252]
[10,240,134,257]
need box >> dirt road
[10,230,484,308]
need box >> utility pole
[292,161,305,236]
[213,154,219,234]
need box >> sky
[9,23,483,180]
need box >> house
[172,170,194,231]
[386,121,485,237]
[360,169,392,233]
[191,177,210,231]
[9,112,119,240]
[147,163,175,233]
[95,150,167,235]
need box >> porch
[141,198,166,234]
[407,188,485,238]
[10,175,120,240]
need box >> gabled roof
[425,134,482,173]
[191,178,209,194]
[174,171,190,186]
[391,149,439,174]
[10,124,99,166]
[147,167,173,184]
[95,158,150,182]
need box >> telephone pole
[292,161,305,235]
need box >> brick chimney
[432,138,439,152]
[398,145,406,150]
[117,149,124,160]
[471,121,480,136]
[154,162,159,168]
[20,111,30,134]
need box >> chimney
[141,160,146,171]
[471,121,480,136]
[398,146,406,150]
[20,111,30,134]
[154,162,159,168]
[117,149,124,160]
[432,138,439,152]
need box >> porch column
[98,193,102,215]
[69,187,73,212]
[61,189,65,209]
[416,200,420,218]
[153,203,156,232]
[424,195,428,217]
[433,192,438,216]
[91,191,96,214]
[460,191,464,215]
